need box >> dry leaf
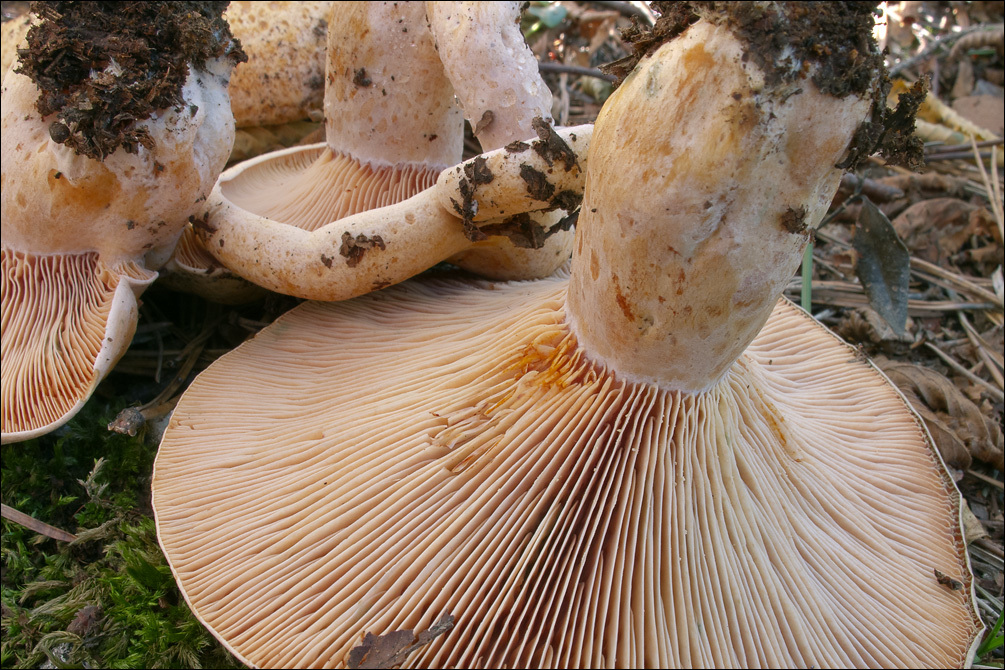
[876,357,1005,470]
[891,198,997,264]
[951,95,1005,138]
[835,307,915,345]
[347,613,454,669]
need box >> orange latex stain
[506,330,583,393]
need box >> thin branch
[888,24,988,77]
[923,342,1005,402]
[538,61,618,83]
[0,504,77,543]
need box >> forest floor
[2,2,1003,668]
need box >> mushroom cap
[215,143,446,235]
[1,64,235,263]
[172,1,467,302]
[194,125,590,302]
[1,5,241,442]
[2,249,155,443]
[225,1,331,129]
[153,273,982,668]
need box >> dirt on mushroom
[18,1,246,160]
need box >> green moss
[1,399,242,669]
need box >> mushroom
[162,1,463,303]
[193,1,586,303]
[1,3,245,443]
[196,122,590,300]
[152,3,983,668]
[225,0,330,131]
[426,1,577,281]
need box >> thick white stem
[427,1,573,280]
[325,1,463,169]
[566,21,874,393]
[201,129,591,302]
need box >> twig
[538,61,618,83]
[926,149,995,162]
[838,173,905,202]
[958,311,1005,390]
[971,136,1005,243]
[785,279,1000,316]
[924,138,1005,154]
[967,469,1005,491]
[0,504,77,543]
[910,257,1005,309]
[923,341,1005,402]
[888,24,988,77]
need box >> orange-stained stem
[566,16,876,393]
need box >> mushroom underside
[159,143,445,301]
[153,273,980,668]
[221,143,443,233]
[2,246,155,443]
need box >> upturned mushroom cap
[153,274,981,668]
[165,1,465,302]
[196,125,590,300]
[153,3,982,667]
[1,3,243,443]
[194,1,588,302]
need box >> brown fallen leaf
[934,568,965,591]
[891,198,997,265]
[951,95,1005,138]
[876,357,1005,471]
[347,612,455,669]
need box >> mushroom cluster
[191,1,583,303]
[152,3,983,668]
[1,2,245,443]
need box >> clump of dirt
[17,1,247,160]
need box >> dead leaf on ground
[951,95,1005,138]
[891,198,998,264]
[854,197,911,335]
[347,612,454,669]
[835,307,916,346]
[876,357,1005,471]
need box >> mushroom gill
[1,2,244,443]
[154,273,979,668]
[152,3,982,667]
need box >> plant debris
[16,1,246,160]
[346,612,454,669]
[339,232,386,268]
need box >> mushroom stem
[427,1,575,281]
[201,125,592,302]
[567,7,876,393]
[325,2,462,169]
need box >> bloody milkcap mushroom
[197,1,586,302]
[1,2,245,443]
[153,3,983,667]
